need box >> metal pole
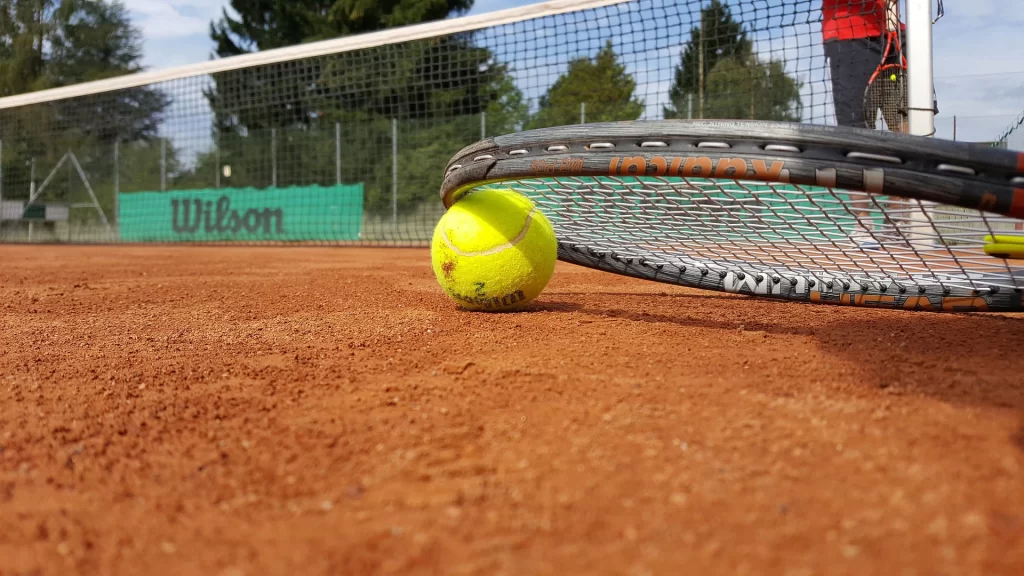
[215,133,221,189]
[28,158,34,243]
[905,0,936,247]
[335,122,341,185]
[952,116,957,141]
[481,112,486,139]
[580,102,585,124]
[271,128,277,187]
[698,10,705,119]
[113,140,119,235]
[687,94,693,120]
[160,139,166,191]
[391,118,398,224]
[907,0,935,137]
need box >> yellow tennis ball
[890,73,897,81]
[431,188,557,312]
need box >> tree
[209,0,473,56]
[46,0,168,143]
[663,0,800,121]
[703,54,802,121]
[664,0,750,119]
[0,0,167,221]
[528,40,644,129]
[0,0,55,97]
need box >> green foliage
[209,0,473,55]
[0,0,56,96]
[663,0,801,121]
[528,40,644,129]
[704,54,803,122]
[0,0,167,213]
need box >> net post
[687,94,693,120]
[907,0,935,137]
[392,118,398,225]
[481,112,486,139]
[271,128,277,188]
[335,122,341,185]
[580,102,585,124]
[906,0,937,248]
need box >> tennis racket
[439,120,1024,312]
[863,0,907,132]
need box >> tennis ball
[431,188,557,312]
[890,73,897,81]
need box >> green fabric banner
[118,185,364,242]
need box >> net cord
[0,0,631,111]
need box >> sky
[121,0,1024,146]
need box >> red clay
[0,245,1022,575]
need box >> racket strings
[491,177,1024,293]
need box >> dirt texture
[0,245,1022,576]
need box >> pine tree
[663,0,801,121]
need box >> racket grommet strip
[546,145,568,153]
[640,141,668,148]
[472,154,494,162]
[937,163,976,176]
[587,142,615,150]
[508,149,528,156]
[847,151,903,165]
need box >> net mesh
[0,0,899,245]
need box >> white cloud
[929,0,1024,142]
[123,0,222,40]
[122,0,230,71]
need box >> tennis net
[0,0,844,244]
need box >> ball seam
[440,207,537,257]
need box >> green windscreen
[118,184,364,242]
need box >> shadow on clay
[536,293,1024,418]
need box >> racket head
[863,31,908,132]
[440,120,1024,312]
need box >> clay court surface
[0,245,1022,575]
